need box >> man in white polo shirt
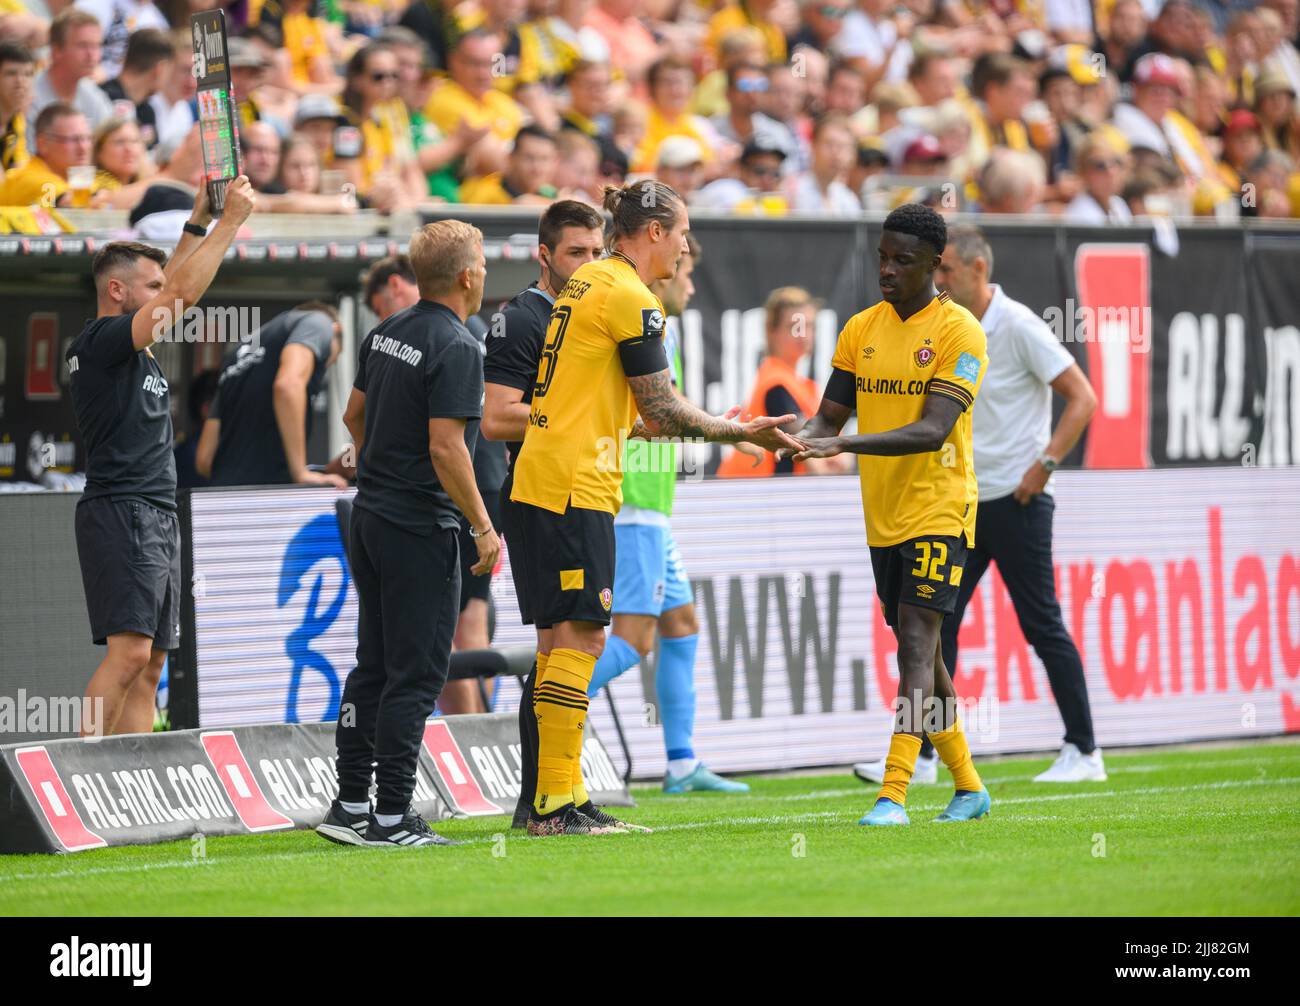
[854,223,1104,784]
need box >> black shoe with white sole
[365,807,461,847]
[316,799,370,846]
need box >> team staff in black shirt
[67,177,256,736]
[317,221,500,849]
[195,303,348,489]
[481,199,605,827]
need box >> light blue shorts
[613,522,693,616]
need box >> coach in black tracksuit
[317,220,500,850]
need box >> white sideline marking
[3,776,1298,885]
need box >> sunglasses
[747,163,782,178]
[820,5,849,17]
[735,77,769,93]
[370,71,399,83]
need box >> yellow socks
[877,733,922,806]
[930,718,982,792]
[533,648,594,815]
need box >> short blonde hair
[409,220,483,298]
[765,285,815,334]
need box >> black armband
[823,367,857,408]
[618,336,670,377]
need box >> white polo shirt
[972,285,1075,503]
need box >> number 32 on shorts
[911,540,962,586]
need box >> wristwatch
[182,221,207,237]
[1038,454,1059,473]
[468,525,493,539]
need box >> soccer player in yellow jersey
[790,204,993,826]
[510,179,801,836]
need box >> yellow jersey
[831,293,987,548]
[424,78,525,144]
[511,255,666,515]
[0,156,67,208]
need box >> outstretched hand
[791,436,844,462]
[739,413,806,455]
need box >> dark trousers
[336,507,461,815]
[929,493,1096,755]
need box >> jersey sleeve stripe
[927,378,973,410]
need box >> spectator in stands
[1260,0,1300,98]
[764,61,813,171]
[397,0,451,70]
[1255,70,1300,162]
[460,123,559,203]
[379,26,482,200]
[75,0,169,80]
[693,135,788,214]
[341,41,427,210]
[152,28,197,150]
[785,111,860,215]
[197,302,348,489]
[293,94,358,184]
[229,37,277,135]
[652,134,705,202]
[0,41,34,174]
[455,0,559,130]
[276,0,343,94]
[709,60,799,167]
[1115,52,1227,212]
[1097,0,1149,85]
[242,120,284,194]
[1222,10,1262,106]
[1245,148,1298,218]
[635,56,716,174]
[834,0,914,93]
[1218,108,1263,195]
[1063,131,1133,224]
[560,59,626,175]
[977,146,1046,214]
[0,102,99,208]
[706,0,787,66]
[99,28,174,150]
[584,0,661,91]
[1190,63,1229,140]
[823,59,867,116]
[425,29,524,179]
[31,9,113,131]
[907,51,958,108]
[1121,0,1204,78]
[93,117,155,209]
[553,128,602,204]
[968,54,1037,168]
[718,286,846,477]
[789,1,849,55]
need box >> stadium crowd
[0,0,1298,220]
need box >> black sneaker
[365,806,461,847]
[526,803,625,836]
[316,799,370,846]
[577,801,653,833]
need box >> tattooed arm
[628,369,801,452]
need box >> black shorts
[510,498,616,628]
[458,488,501,611]
[869,534,967,629]
[74,496,181,648]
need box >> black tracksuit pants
[336,507,461,815]
[926,492,1096,757]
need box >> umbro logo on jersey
[916,583,936,597]
[863,346,875,359]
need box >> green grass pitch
[2,740,1298,916]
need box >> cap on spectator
[902,134,945,165]
[1224,108,1262,135]
[129,183,197,241]
[295,94,346,127]
[740,137,786,163]
[228,37,268,71]
[1133,53,1185,93]
[1254,70,1297,99]
[656,136,704,169]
